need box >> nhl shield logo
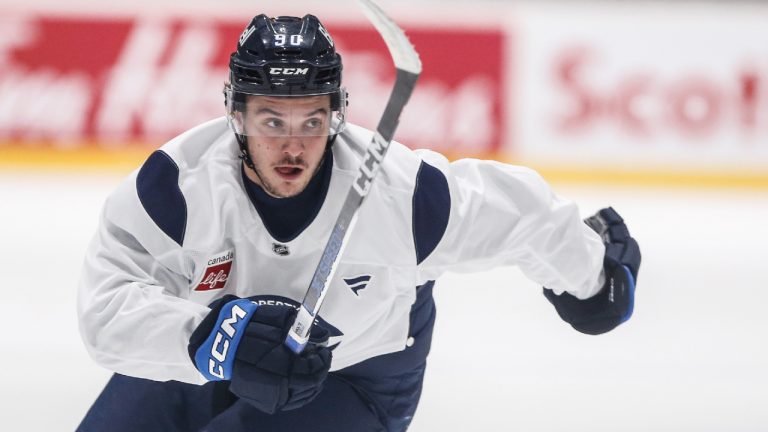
[195,250,234,291]
[272,243,290,256]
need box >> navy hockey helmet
[228,14,343,97]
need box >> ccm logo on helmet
[270,67,309,76]
[208,304,248,379]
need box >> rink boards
[1,1,767,187]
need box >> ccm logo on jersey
[269,67,309,75]
[195,250,235,291]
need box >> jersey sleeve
[415,150,605,300]
[77,174,210,385]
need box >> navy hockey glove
[188,295,332,414]
[543,207,641,335]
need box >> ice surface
[1,171,766,431]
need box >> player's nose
[281,136,305,157]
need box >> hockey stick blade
[285,0,421,354]
[357,0,422,74]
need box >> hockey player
[77,14,640,432]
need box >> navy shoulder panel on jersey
[136,150,188,246]
[412,161,450,265]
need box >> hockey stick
[285,0,422,354]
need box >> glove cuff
[543,263,636,335]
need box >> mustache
[274,156,308,168]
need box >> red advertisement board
[0,14,505,157]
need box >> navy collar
[241,150,333,243]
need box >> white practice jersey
[78,117,605,385]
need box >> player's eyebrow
[255,107,285,117]
[305,108,329,117]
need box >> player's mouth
[274,166,304,180]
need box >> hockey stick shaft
[285,0,421,354]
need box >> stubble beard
[252,155,322,198]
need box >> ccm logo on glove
[193,298,258,380]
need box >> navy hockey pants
[77,363,425,432]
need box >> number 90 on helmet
[225,14,347,138]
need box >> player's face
[241,95,331,198]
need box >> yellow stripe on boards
[0,145,154,175]
[2,145,767,189]
[528,164,768,190]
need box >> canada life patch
[195,250,234,291]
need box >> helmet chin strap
[236,133,256,170]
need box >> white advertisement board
[511,4,768,176]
